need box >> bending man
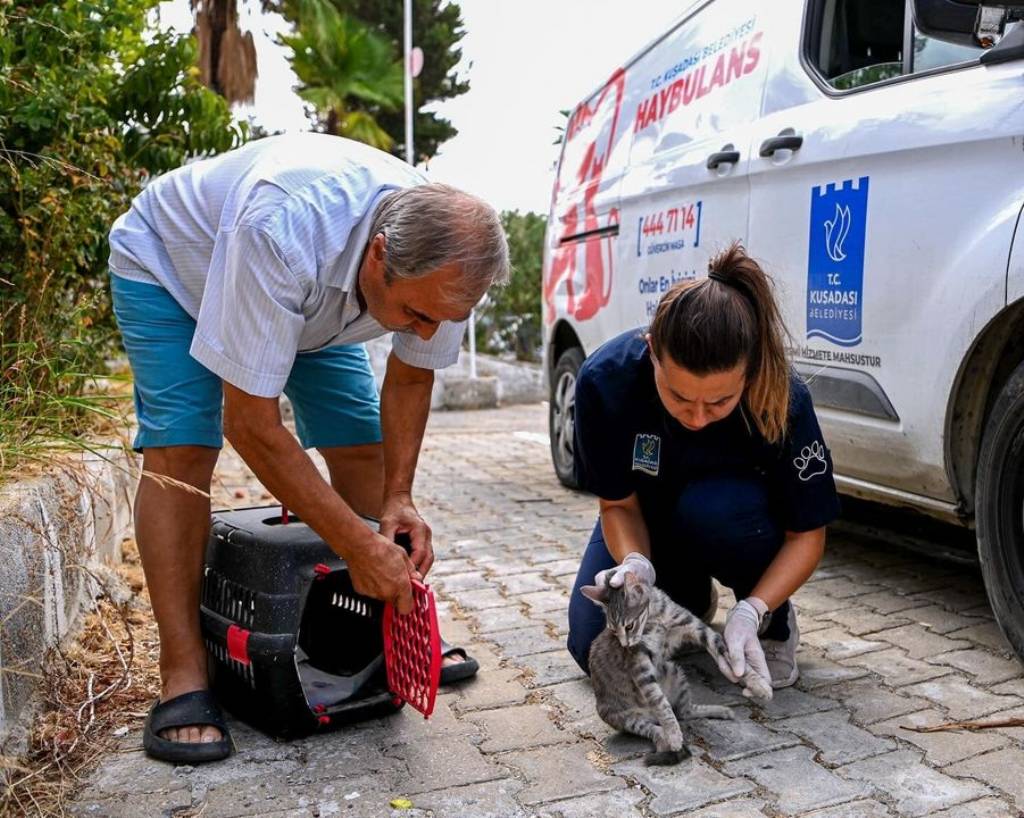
[108,133,509,763]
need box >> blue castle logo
[806,177,869,347]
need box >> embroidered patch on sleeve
[632,434,661,476]
[794,440,828,481]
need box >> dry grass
[0,539,161,818]
[0,408,276,817]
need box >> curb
[365,338,545,409]
[0,448,136,754]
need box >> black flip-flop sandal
[143,690,233,764]
[439,639,480,685]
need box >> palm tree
[279,0,404,150]
[191,0,259,104]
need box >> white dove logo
[824,203,851,263]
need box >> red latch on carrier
[313,563,331,580]
[382,580,441,719]
[226,624,251,666]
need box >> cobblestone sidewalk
[72,405,1024,818]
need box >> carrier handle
[200,606,296,662]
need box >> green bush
[0,1,245,471]
[474,210,545,362]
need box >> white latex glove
[723,599,772,692]
[594,552,655,589]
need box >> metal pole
[403,0,414,165]
[468,310,478,379]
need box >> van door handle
[706,149,740,169]
[759,134,803,157]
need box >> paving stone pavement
[70,404,1024,818]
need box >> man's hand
[345,531,418,615]
[722,599,771,690]
[220,383,420,613]
[379,491,433,577]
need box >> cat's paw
[712,650,740,683]
[644,746,691,766]
[740,671,773,703]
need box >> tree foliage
[270,0,469,161]
[474,211,545,362]
[0,0,245,461]
[279,0,403,148]
[337,0,469,162]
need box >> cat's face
[581,574,651,648]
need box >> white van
[542,0,1024,656]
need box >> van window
[912,28,985,73]
[807,0,984,92]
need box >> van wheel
[976,359,1024,662]
[549,347,583,488]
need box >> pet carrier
[200,505,402,739]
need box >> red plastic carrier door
[382,579,442,718]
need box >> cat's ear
[624,572,648,594]
[624,573,650,601]
[580,584,608,607]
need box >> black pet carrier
[200,505,402,739]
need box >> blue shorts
[110,273,382,452]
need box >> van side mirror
[913,0,1024,48]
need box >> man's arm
[222,382,416,613]
[378,350,435,574]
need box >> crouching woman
[566,243,840,691]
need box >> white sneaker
[761,603,799,689]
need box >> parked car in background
[542,0,1024,657]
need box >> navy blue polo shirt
[573,330,840,534]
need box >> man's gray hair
[369,183,510,304]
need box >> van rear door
[543,69,631,349]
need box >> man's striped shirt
[109,133,466,397]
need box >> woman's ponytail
[648,242,791,443]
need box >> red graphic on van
[544,68,626,325]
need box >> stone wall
[0,450,136,753]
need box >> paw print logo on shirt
[794,441,828,481]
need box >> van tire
[976,359,1024,662]
[550,347,584,488]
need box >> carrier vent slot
[202,567,257,628]
[332,593,370,617]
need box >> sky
[158,1,691,214]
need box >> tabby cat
[582,573,772,765]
